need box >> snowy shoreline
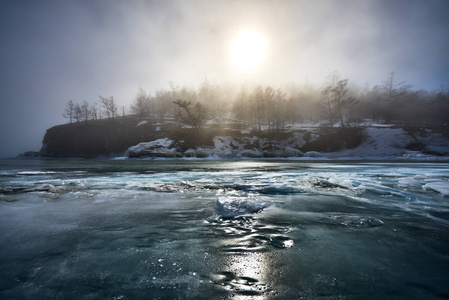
[121,126,449,161]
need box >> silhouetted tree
[90,103,99,120]
[232,87,251,125]
[332,79,358,128]
[173,99,211,130]
[251,86,265,132]
[130,88,150,119]
[382,72,412,122]
[98,95,117,119]
[73,103,82,123]
[271,88,287,131]
[433,86,449,126]
[153,89,172,122]
[63,100,75,123]
[80,101,90,124]
[321,85,335,130]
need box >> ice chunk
[215,197,270,219]
[424,181,449,196]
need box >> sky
[1,0,449,158]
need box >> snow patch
[136,120,148,127]
[127,138,178,158]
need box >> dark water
[0,159,448,299]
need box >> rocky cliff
[38,116,449,159]
[39,116,166,157]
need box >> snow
[136,120,148,127]
[239,149,264,158]
[304,151,324,158]
[330,128,412,158]
[127,138,178,158]
[329,127,449,159]
[124,126,449,160]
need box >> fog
[1,0,448,158]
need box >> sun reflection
[211,253,272,298]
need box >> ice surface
[0,159,448,299]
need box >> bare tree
[321,85,335,130]
[63,100,75,123]
[263,86,275,131]
[251,86,265,132]
[433,86,449,126]
[332,79,356,128]
[232,86,251,124]
[382,72,412,122]
[98,95,117,119]
[272,88,287,131]
[154,89,173,122]
[90,103,99,120]
[173,99,211,130]
[130,88,150,119]
[74,103,82,123]
[80,101,90,124]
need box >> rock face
[39,117,165,157]
[125,136,307,159]
[38,116,449,159]
[127,139,180,158]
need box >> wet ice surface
[0,159,449,299]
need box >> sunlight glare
[231,30,267,72]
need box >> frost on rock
[126,135,309,159]
[136,120,148,127]
[277,147,304,158]
[195,148,212,158]
[127,138,179,158]
[239,149,264,158]
[124,126,449,159]
[213,136,304,158]
[305,151,324,157]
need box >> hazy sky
[1,0,448,158]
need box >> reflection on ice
[326,214,384,228]
[210,254,273,298]
[0,160,448,299]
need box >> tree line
[63,96,126,124]
[63,72,449,130]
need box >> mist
[1,0,448,158]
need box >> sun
[230,30,267,72]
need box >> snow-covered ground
[125,125,449,160]
[330,127,449,159]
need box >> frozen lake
[0,159,448,299]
